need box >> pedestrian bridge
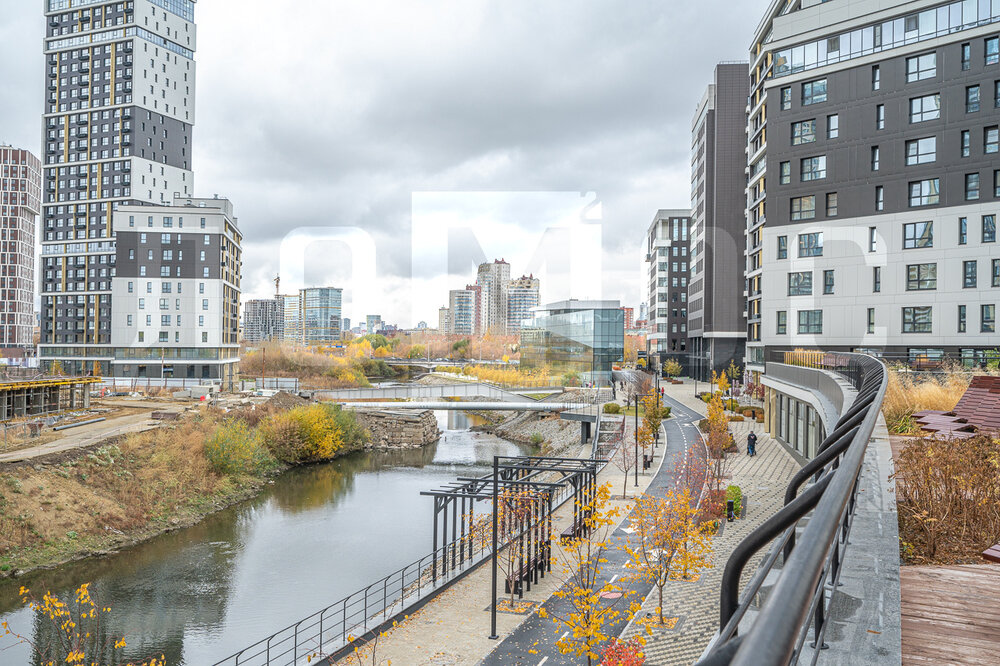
[314,382,561,403]
[333,401,591,412]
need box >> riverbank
[0,400,440,578]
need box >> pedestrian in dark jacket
[747,432,758,457]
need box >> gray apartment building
[688,63,749,382]
[302,288,342,343]
[40,0,198,375]
[752,0,1000,370]
[110,195,241,385]
[646,209,691,373]
[244,298,282,343]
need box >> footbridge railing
[697,351,888,666]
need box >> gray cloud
[0,0,766,325]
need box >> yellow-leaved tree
[539,483,642,665]
[621,487,713,626]
[2,584,166,666]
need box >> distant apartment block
[438,306,451,333]
[281,294,302,344]
[366,314,382,334]
[750,0,1000,371]
[244,298,281,343]
[646,209,691,372]
[0,147,41,351]
[302,288,342,343]
[110,196,242,386]
[620,306,635,331]
[477,259,510,334]
[688,63,749,381]
[508,274,540,333]
[448,288,477,335]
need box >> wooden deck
[901,564,1000,665]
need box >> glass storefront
[766,386,825,459]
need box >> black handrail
[697,351,887,666]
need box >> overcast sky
[0,0,767,327]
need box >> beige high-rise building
[476,259,510,335]
[0,147,41,351]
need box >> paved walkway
[0,401,174,463]
[333,405,675,666]
[621,420,799,665]
[479,394,707,665]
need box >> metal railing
[696,351,887,666]
[211,453,599,666]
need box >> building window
[774,310,788,335]
[995,81,1000,108]
[798,231,823,257]
[984,215,997,243]
[983,304,996,333]
[788,271,813,296]
[823,269,834,295]
[800,156,826,181]
[905,53,936,82]
[780,161,791,184]
[827,114,839,139]
[910,94,940,122]
[797,309,823,334]
[826,192,838,217]
[875,185,884,211]
[964,260,978,288]
[873,266,881,293]
[905,136,936,165]
[867,308,876,334]
[777,235,787,259]
[960,217,968,245]
[962,43,971,70]
[906,263,937,291]
[986,126,999,154]
[871,146,880,170]
[790,196,816,221]
[802,79,827,105]
[962,130,971,157]
[987,37,999,65]
[993,259,1000,287]
[902,306,933,333]
[791,120,817,145]
[958,305,967,332]
[903,221,933,249]
[872,65,880,90]
[869,226,877,252]
[967,85,980,112]
[908,179,940,206]
[996,170,1000,197]
[202,332,209,343]
[781,86,791,110]
[876,104,885,129]
[966,173,980,200]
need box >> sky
[0,0,767,328]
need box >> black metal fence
[696,352,888,666]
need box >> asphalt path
[480,393,708,665]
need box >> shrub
[699,393,712,403]
[895,434,1000,563]
[726,485,742,517]
[529,432,545,446]
[262,404,344,463]
[728,415,744,422]
[205,420,276,476]
[658,406,671,419]
[603,403,621,414]
[698,419,710,432]
[882,370,972,434]
[723,399,740,411]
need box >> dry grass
[882,370,976,434]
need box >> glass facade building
[519,300,624,384]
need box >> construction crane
[273,274,280,297]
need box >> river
[0,411,531,665]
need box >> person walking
[747,431,758,457]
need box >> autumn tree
[621,487,713,626]
[712,370,730,397]
[705,392,730,494]
[539,483,641,665]
[2,584,166,666]
[611,437,637,499]
[494,487,542,607]
[662,359,682,378]
[641,395,664,442]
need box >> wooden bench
[504,554,546,595]
[982,542,1000,564]
[560,514,592,543]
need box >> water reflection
[0,411,528,665]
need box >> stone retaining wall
[356,410,441,450]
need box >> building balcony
[49,19,59,27]
[48,84,57,91]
